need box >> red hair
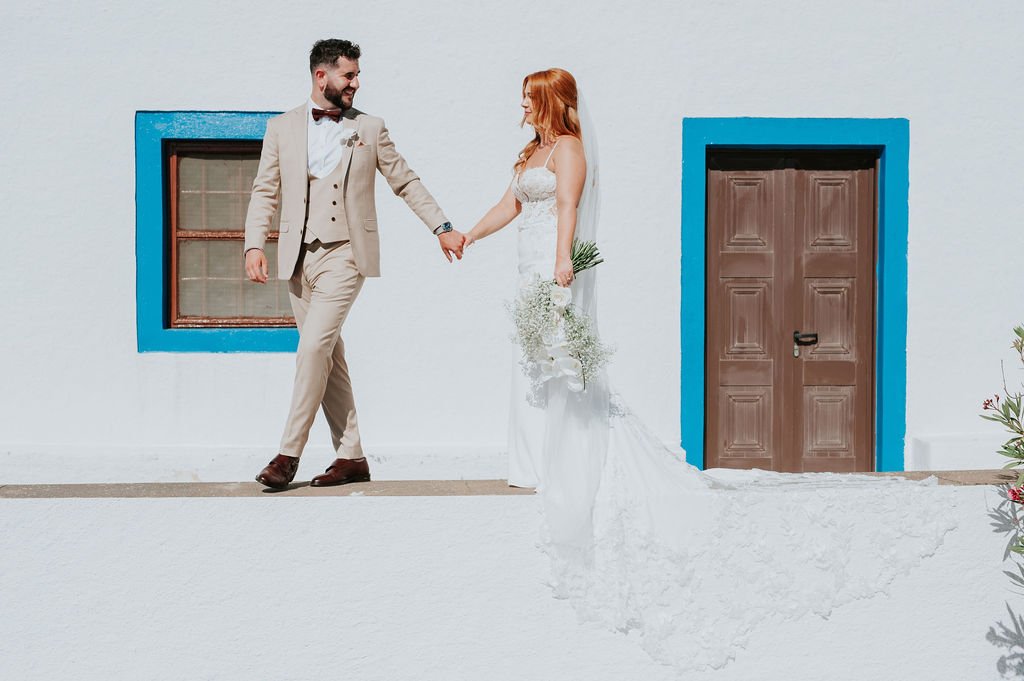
[515,68,582,173]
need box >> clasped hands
[437,229,470,263]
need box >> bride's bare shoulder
[552,135,585,168]
[555,135,584,150]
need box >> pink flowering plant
[1001,483,1024,555]
[983,327,1024,670]
[981,325,1024,485]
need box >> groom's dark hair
[310,39,362,73]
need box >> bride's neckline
[518,139,561,177]
[518,165,555,177]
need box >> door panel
[718,387,772,465]
[706,152,876,473]
[789,164,875,472]
[705,167,784,471]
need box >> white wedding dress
[506,143,957,671]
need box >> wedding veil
[570,91,600,318]
[540,89,611,547]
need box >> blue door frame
[680,118,909,472]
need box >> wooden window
[168,141,294,328]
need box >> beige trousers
[279,240,365,459]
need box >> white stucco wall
[0,487,1016,680]
[1,0,1022,474]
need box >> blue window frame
[135,111,297,352]
[680,118,910,472]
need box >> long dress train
[506,151,956,671]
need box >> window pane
[179,156,203,192]
[178,191,203,230]
[205,277,244,318]
[205,192,243,231]
[177,239,292,322]
[176,151,279,233]
[204,157,236,191]
[206,239,239,280]
[241,158,260,192]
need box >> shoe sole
[255,474,292,490]
[309,474,371,488]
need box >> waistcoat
[303,160,350,244]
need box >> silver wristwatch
[433,221,453,236]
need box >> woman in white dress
[465,68,955,672]
[465,68,592,491]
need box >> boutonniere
[340,128,360,147]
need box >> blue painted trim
[680,118,909,472]
[135,111,297,352]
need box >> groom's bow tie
[311,108,342,123]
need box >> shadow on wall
[987,490,1024,677]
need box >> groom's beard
[323,82,354,110]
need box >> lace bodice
[512,166,557,210]
[513,155,559,279]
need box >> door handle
[793,331,818,345]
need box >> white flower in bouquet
[539,359,559,382]
[550,286,572,310]
[547,341,571,358]
[555,357,585,393]
[508,240,613,402]
[541,324,566,348]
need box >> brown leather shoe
[255,454,300,490]
[310,457,371,487]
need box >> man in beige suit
[245,39,465,489]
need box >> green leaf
[569,238,605,275]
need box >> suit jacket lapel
[337,110,361,188]
[287,104,307,182]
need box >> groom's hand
[438,230,467,263]
[245,248,269,284]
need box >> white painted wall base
[908,434,1009,471]
[0,487,1013,680]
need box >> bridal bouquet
[511,240,612,398]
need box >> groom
[245,38,466,489]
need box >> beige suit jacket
[244,104,447,279]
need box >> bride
[465,68,955,671]
[465,68,606,499]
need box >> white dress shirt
[307,99,346,179]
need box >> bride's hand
[554,257,574,288]
[464,233,477,249]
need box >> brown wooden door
[705,152,876,473]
